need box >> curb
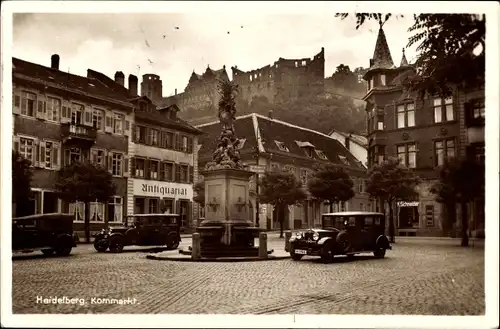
[145,254,291,262]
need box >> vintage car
[289,211,392,263]
[93,213,182,253]
[12,213,77,256]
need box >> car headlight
[295,232,303,239]
[313,232,319,241]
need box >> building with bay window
[12,54,134,237]
[196,112,370,231]
[126,98,203,231]
[362,27,483,237]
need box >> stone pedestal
[197,168,261,257]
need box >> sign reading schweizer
[133,179,194,200]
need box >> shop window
[135,197,146,214]
[108,197,123,222]
[89,201,105,222]
[149,198,159,214]
[161,199,174,214]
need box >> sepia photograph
[1,1,498,328]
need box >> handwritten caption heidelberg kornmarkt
[36,296,139,306]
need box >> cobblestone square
[11,235,485,315]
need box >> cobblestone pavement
[11,236,484,315]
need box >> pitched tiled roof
[196,113,366,170]
[12,58,132,106]
[329,130,368,147]
[135,109,203,135]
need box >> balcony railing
[61,123,97,143]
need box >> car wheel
[109,237,124,253]
[373,248,386,258]
[94,240,108,253]
[41,249,54,256]
[166,234,180,250]
[320,243,335,264]
[55,246,72,256]
[336,231,351,254]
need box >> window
[19,137,35,163]
[135,158,145,178]
[397,143,417,168]
[434,139,455,166]
[466,98,485,126]
[370,145,385,166]
[150,129,159,146]
[377,114,384,130]
[315,150,328,160]
[43,141,60,169]
[365,216,374,226]
[274,141,289,152]
[69,201,85,221]
[89,201,105,222]
[397,103,415,128]
[425,205,434,227]
[113,113,124,134]
[135,125,147,143]
[163,162,174,181]
[164,131,174,148]
[181,136,188,152]
[46,97,60,122]
[68,147,82,165]
[149,198,159,214]
[357,179,364,193]
[91,148,105,168]
[179,165,188,183]
[71,103,84,125]
[338,155,349,165]
[304,147,314,158]
[111,152,123,176]
[21,91,36,117]
[150,160,159,180]
[107,197,122,222]
[433,97,454,123]
[283,165,296,176]
[380,74,386,86]
[300,169,308,186]
[270,163,280,172]
[92,109,104,130]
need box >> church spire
[370,26,394,69]
[400,48,409,67]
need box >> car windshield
[322,215,345,230]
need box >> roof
[322,211,384,216]
[400,48,409,67]
[134,109,203,135]
[188,66,228,86]
[328,130,368,148]
[196,113,366,170]
[366,28,395,72]
[12,58,133,106]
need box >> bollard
[258,232,268,259]
[285,231,292,252]
[192,233,201,260]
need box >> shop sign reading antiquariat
[133,179,194,200]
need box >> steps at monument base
[200,246,259,258]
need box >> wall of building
[329,132,368,167]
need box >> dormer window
[338,155,349,165]
[315,149,328,160]
[295,140,315,158]
[274,141,289,152]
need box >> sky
[13,11,416,98]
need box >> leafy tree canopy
[308,164,355,205]
[12,150,33,203]
[336,13,485,97]
[55,162,116,203]
[258,170,307,207]
[366,157,421,202]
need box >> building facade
[362,27,484,237]
[126,99,202,231]
[329,130,368,167]
[12,55,134,237]
[196,113,371,231]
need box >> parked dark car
[289,211,392,263]
[93,213,182,253]
[12,213,76,256]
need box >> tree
[365,157,421,243]
[307,164,355,212]
[429,158,484,247]
[258,169,307,238]
[12,150,33,217]
[55,161,116,243]
[336,13,485,97]
[429,164,458,236]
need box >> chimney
[268,110,273,120]
[114,71,125,86]
[175,88,177,95]
[128,74,138,96]
[51,54,60,70]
